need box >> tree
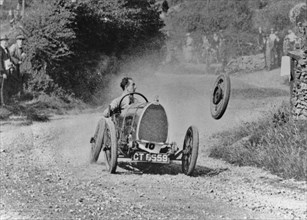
[21,0,163,101]
[253,0,302,32]
[163,0,254,57]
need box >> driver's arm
[102,97,119,117]
[102,96,130,117]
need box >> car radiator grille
[138,104,168,143]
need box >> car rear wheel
[210,72,231,119]
[182,126,199,176]
[103,118,118,174]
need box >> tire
[182,126,199,176]
[90,122,105,164]
[103,118,118,174]
[210,72,231,120]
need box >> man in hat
[9,34,26,96]
[0,34,12,105]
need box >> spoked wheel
[210,72,231,120]
[103,118,118,174]
[182,126,199,176]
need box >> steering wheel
[113,92,148,115]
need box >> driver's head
[120,77,136,93]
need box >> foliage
[209,102,307,181]
[22,0,76,77]
[253,0,302,32]
[74,0,163,55]
[20,0,163,102]
[1,0,18,10]
[163,0,254,57]
[163,0,305,59]
[289,3,307,24]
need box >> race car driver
[90,77,136,161]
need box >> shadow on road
[116,161,228,177]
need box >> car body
[91,92,199,176]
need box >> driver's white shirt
[102,91,132,117]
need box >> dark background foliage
[19,0,163,102]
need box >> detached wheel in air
[103,118,118,174]
[182,126,199,176]
[210,72,231,120]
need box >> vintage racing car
[90,92,199,176]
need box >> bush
[209,102,307,181]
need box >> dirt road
[0,67,306,220]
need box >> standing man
[162,0,169,13]
[269,28,277,68]
[257,27,265,49]
[212,32,220,62]
[283,37,291,55]
[265,34,274,71]
[275,32,284,67]
[9,34,26,97]
[257,27,266,68]
[0,34,12,106]
[185,33,194,63]
[219,33,227,69]
[201,34,210,70]
[286,30,297,51]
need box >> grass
[209,102,307,181]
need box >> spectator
[201,34,210,68]
[159,0,169,20]
[0,34,13,106]
[296,22,306,49]
[186,33,193,47]
[286,30,297,50]
[283,37,291,56]
[286,30,297,42]
[263,35,268,69]
[257,27,267,68]
[9,34,27,97]
[8,9,15,28]
[257,27,266,51]
[294,36,302,50]
[275,32,284,67]
[162,0,169,13]
[219,34,227,69]
[212,32,220,61]
[269,28,277,42]
[184,33,194,63]
[265,34,274,71]
[269,29,278,67]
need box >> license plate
[132,152,170,164]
